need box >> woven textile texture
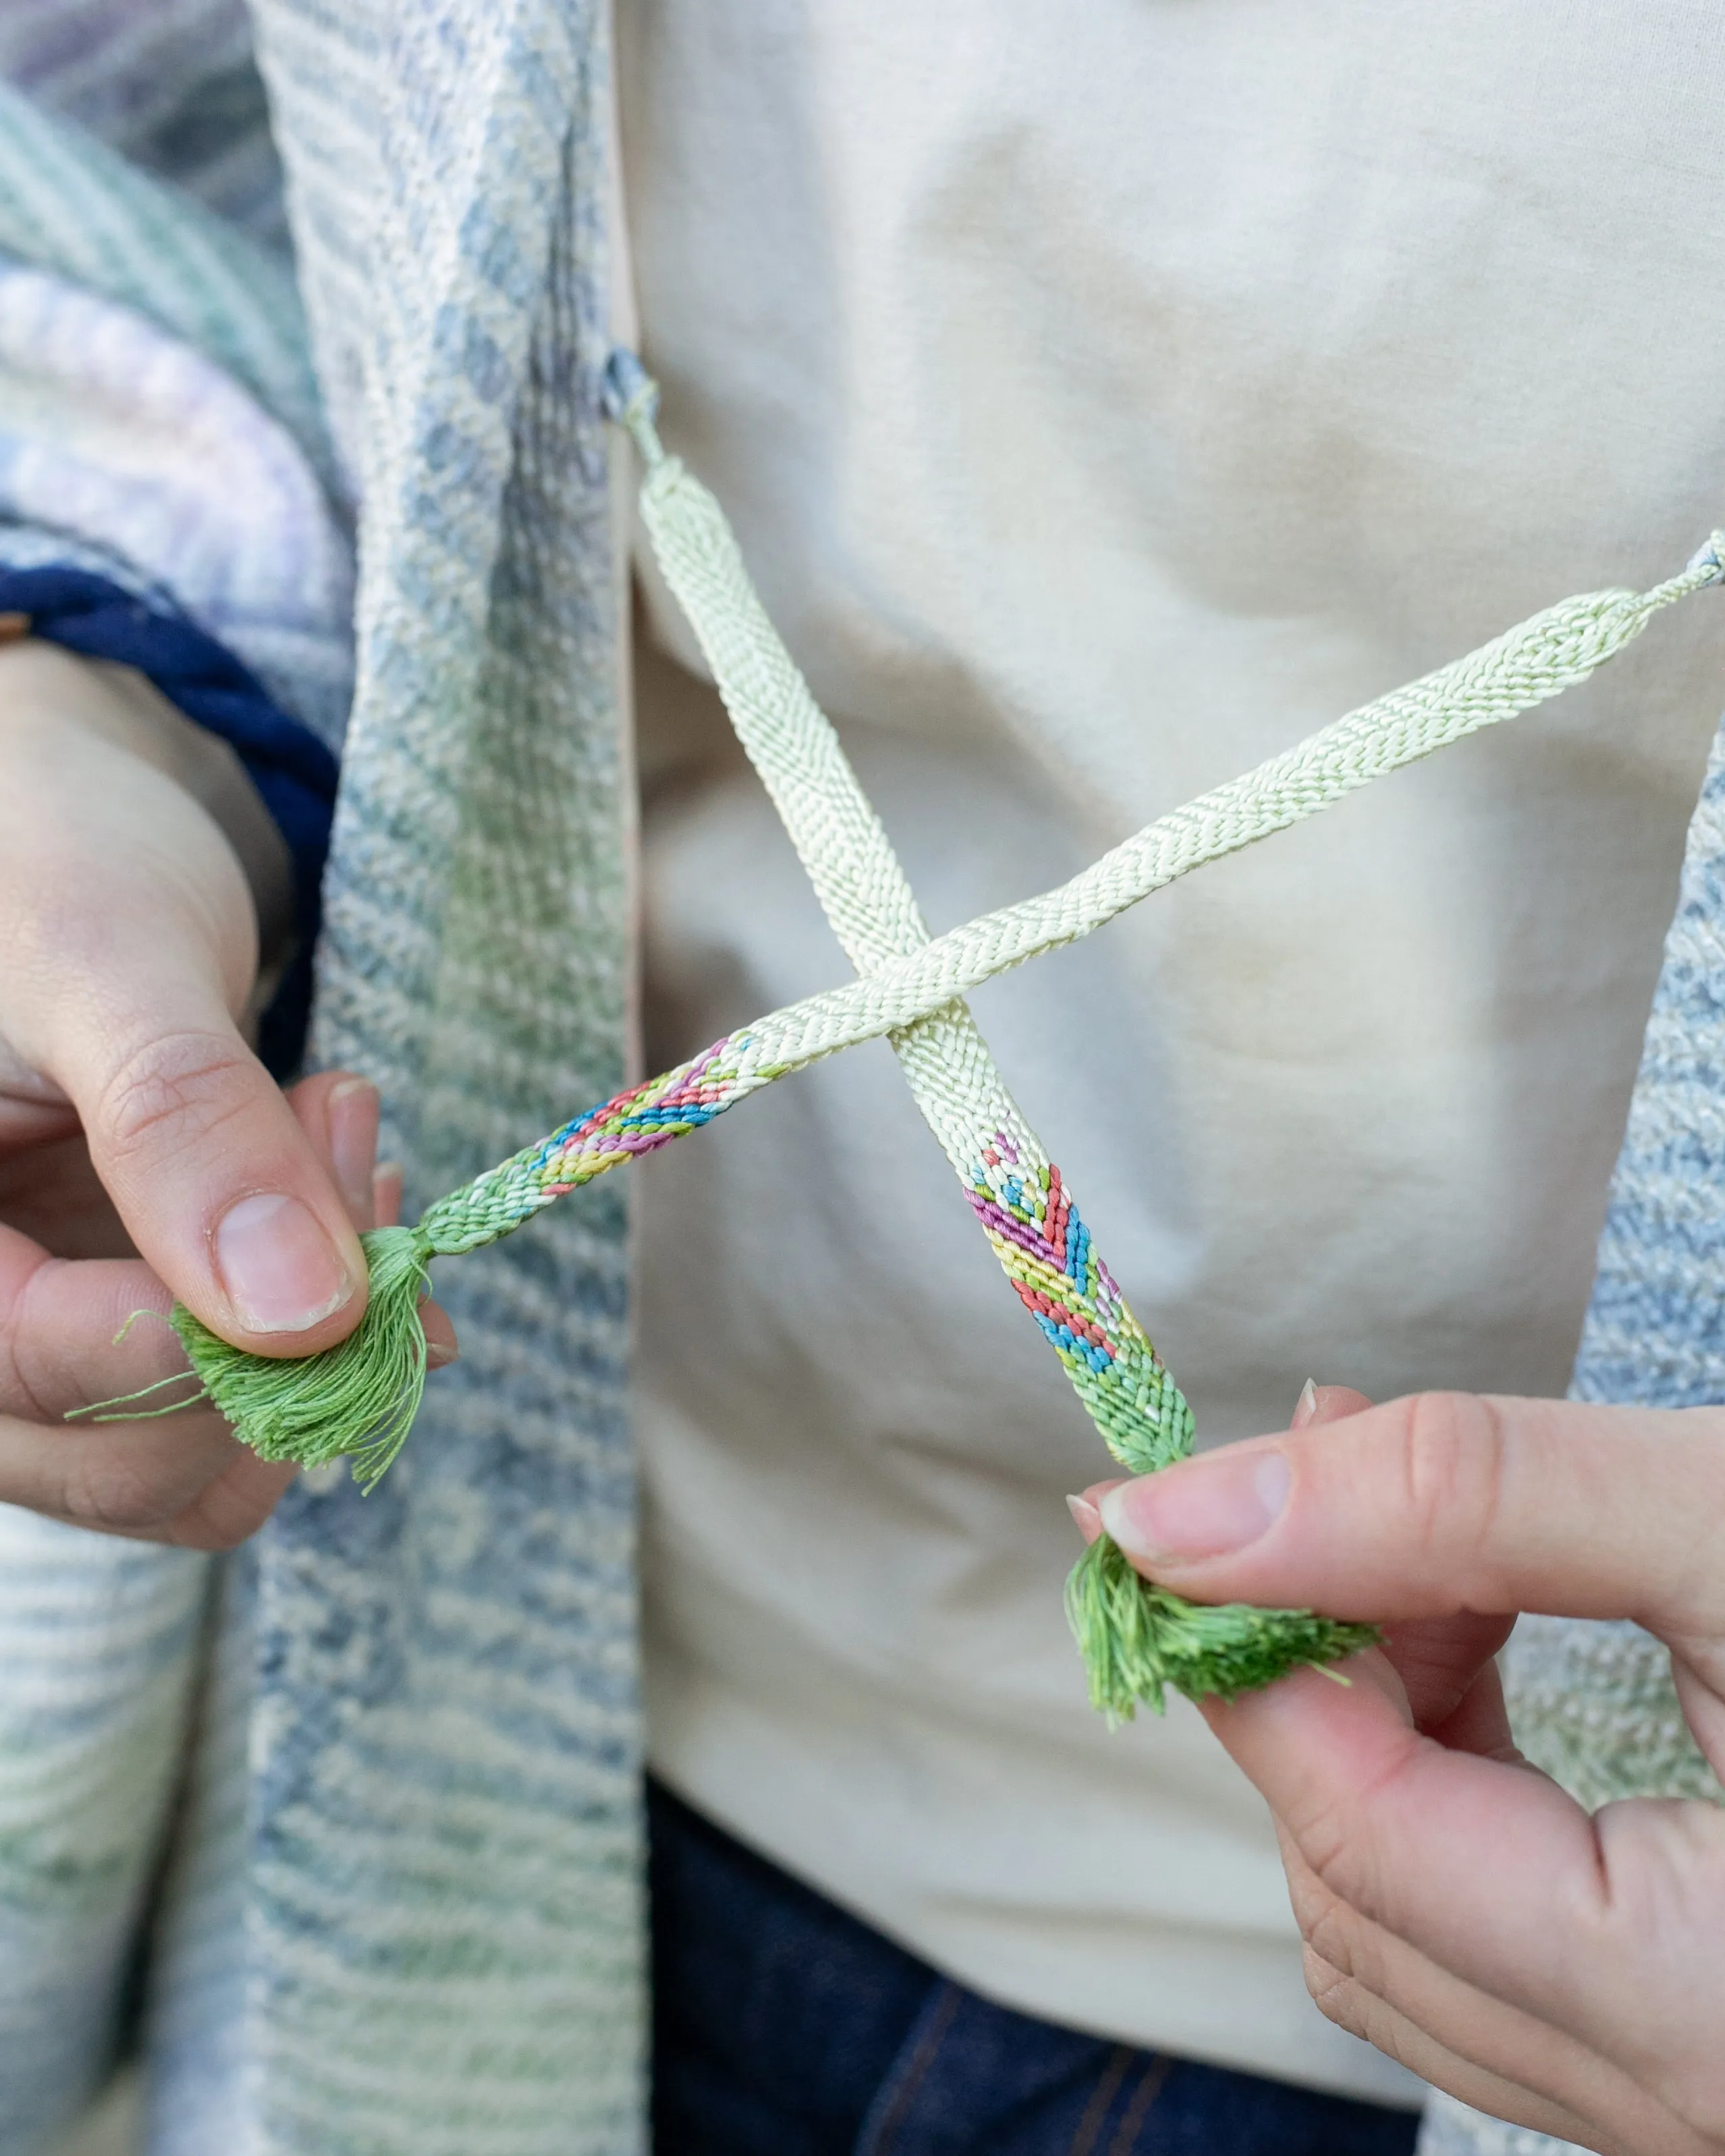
[0,12,354,2149]
[393,432,1715,1530]
[0,5,640,2154]
[0,0,291,248]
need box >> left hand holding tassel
[0,631,455,1544]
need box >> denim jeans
[649,1781,1422,2156]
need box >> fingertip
[420,1298,458,1369]
[1066,1492,1103,1541]
[1292,1381,1374,1429]
[290,1072,380,1229]
[1099,1445,1292,1572]
[1068,1478,1124,1544]
[373,1161,404,1229]
[77,1024,371,1358]
[162,1449,301,1550]
[1202,1645,1414,1768]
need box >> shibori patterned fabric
[0,4,644,2153]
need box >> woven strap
[153,350,1723,1706]
[430,360,1193,1468]
[622,368,1190,1471]
[420,350,1722,1493]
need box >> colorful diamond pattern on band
[416,1030,777,1256]
[533,1033,750,1190]
[421,1051,1194,1486]
[964,1132,1193,1476]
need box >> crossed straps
[138,348,1725,1716]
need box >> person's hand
[0,640,451,1547]
[1071,1386,1725,2156]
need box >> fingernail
[327,1078,380,1220]
[1099,1448,1292,1564]
[1292,1378,1319,1429]
[1066,1492,1102,1537]
[425,1337,459,1370]
[215,1192,354,1334]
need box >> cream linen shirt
[619,0,1725,2103]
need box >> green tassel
[84,1221,1377,1711]
[1065,1532,1379,1720]
[168,1225,435,1492]
[94,1221,1375,1713]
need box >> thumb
[51,964,368,1358]
[1095,1390,1725,1646]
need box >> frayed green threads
[67,1312,210,1423]
[169,1225,435,1492]
[1065,1533,1379,1721]
[1060,1324,1375,1717]
[69,1367,207,1420]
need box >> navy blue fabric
[0,566,339,1074]
[649,1781,1422,2156]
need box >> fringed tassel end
[1065,1532,1379,1721]
[168,1225,435,1492]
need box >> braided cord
[725,552,1725,1072]
[98,320,1717,1710]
